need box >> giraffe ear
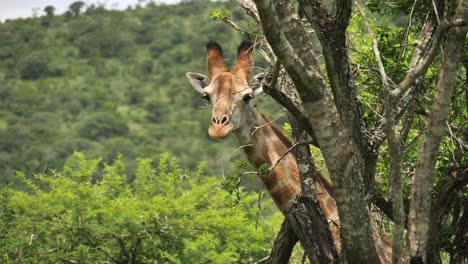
[186,72,210,94]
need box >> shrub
[0,153,279,263]
[18,53,49,80]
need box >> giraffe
[186,41,391,263]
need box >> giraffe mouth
[208,123,233,140]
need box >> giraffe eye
[202,94,211,103]
[242,94,253,104]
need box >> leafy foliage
[0,153,280,263]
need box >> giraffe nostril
[212,115,230,126]
[220,115,229,125]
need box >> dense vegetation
[0,152,282,263]
[0,0,279,185]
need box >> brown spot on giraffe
[186,41,391,263]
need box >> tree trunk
[268,220,298,264]
[290,114,339,263]
[407,1,468,261]
[268,114,339,264]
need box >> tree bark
[268,220,298,264]
[287,196,339,264]
[267,115,339,264]
[289,114,339,263]
[299,0,372,191]
[407,0,468,261]
[268,197,340,264]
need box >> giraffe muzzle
[208,115,233,140]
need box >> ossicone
[206,41,228,78]
[232,40,254,81]
[237,40,254,57]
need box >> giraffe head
[186,41,263,140]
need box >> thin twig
[235,171,260,188]
[222,17,243,32]
[357,94,384,119]
[225,115,284,160]
[228,143,254,160]
[446,122,468,150]
[251,115,285,137]
[268,141,313,172]
[255,183,266,228]
[232,171,259,205]
[394,0,418,76]
[253,255,270,264]
[431,0,441,24]
[354,0,391,92]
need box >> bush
[0,153,279,263]
[17,53,64,80]
[18,53,50,80]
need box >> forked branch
[396,19,466,98]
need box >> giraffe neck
[232,108,392,261]
[233,107,301,213]
[232,108,342,250]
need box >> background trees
[0,0,281,185]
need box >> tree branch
[268,140,312,173]
[427,167,468,263]
[286,196,339,263]
[237,0,261,24]
[267,114,339,264]
[260,63,319,147]
[289,113,340,263]
[354,4,406,261]
[432,167,468,220]
[373,192,409,229]
[298,0,334,41]
[253,0,324,102]
[336,0,353,29]
[451,198,468,264]
[300,0,371,193]
[396,15,466,99]
[393,0,419,77]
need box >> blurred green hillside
[0,0,281,186]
